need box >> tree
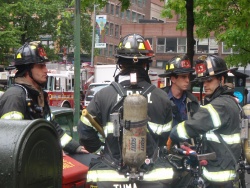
[162,0,250,67]
[0,0,68,65]
[0,0,132,65]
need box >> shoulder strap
[141,84,156,97]
[110,82,127,113]
[14,84,29,100]
[111,81,126,97]
[110,82,156,113]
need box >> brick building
[94,0,238,75]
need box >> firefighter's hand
[76,145,89,154]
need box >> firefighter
[168,55,241,188]
[159,55,200,187]
[78,33,174,188]
[0,41,88,154]
[159,54,199,127]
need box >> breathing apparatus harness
[103,72,158,181]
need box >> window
[120,11,125,19]
[132,12,137,22]
[55,77,61,90]
[222,42,233,54]
[105,3,110,14]
[104,46,108,56]
[156,61,164,68]
[110,23,114,36]
[105,22,109,35]
[177,38,186,53]
[126,10,130,20]
[197,39,208,54]
[115,5,120,17]
[109,45,113,56]
[138,0,143,7]
[166,38,177,53]
[110,4,114,15]
[115,25,119,38]
[138,14,144,22]
[209,38,218,53]
[157,38,165,53]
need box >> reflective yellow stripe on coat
[1,111,24,120]
[201,104,221,128]
[87,167,174,182]
[205,132,241,144]
[148,120,172,135]
[60,133,72,148]
[203,167,236,182]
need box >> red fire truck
[45,69,88,109]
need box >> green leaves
[162,0,250,66]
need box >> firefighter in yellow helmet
[168,55,241,187]
[0,41,88,154]
[78,34,174,188]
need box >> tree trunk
[186,0,195,67]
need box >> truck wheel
[62,103,71,108]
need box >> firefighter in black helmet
[0,41,88,154]
[78,34,174,188]
[159,54,199,127]
[168,55,241,187]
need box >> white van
[83,82,110,108]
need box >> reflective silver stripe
[143,167,174,181]
[104,122,113,136]
[148,120,172,135]
[176,121,189,139]
[104,121,172,136]
[1,111,24,120]
[203,167,236,182]
[205,132,241,144]
[60,133,72,147]
[201,104,221,128]
[87,170,129,182]
[87,167,173,182]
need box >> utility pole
[91,5,97,67]
[74,0,81,126]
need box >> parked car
[50,106,78,140]
[83,82,110,108]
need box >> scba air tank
[122,94,148,169]
[242,104,250,164]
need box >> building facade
[94,0,240,75]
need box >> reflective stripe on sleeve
[1,111,24,120]
[176,121,190,139]
[201,104,221,128]
[104,121,172,137]
[80,115,98,132]
[148,120,172,135]
[60,133,72,148]
[104,122,114,136]
[205,132,241,144]
[203,167,236,182]
[87,167,173,182]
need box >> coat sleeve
[50,119,80,154]
[77,118,103,153]
[0,87,27,119]
[170,102,229,143]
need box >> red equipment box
[63,154,89,188]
